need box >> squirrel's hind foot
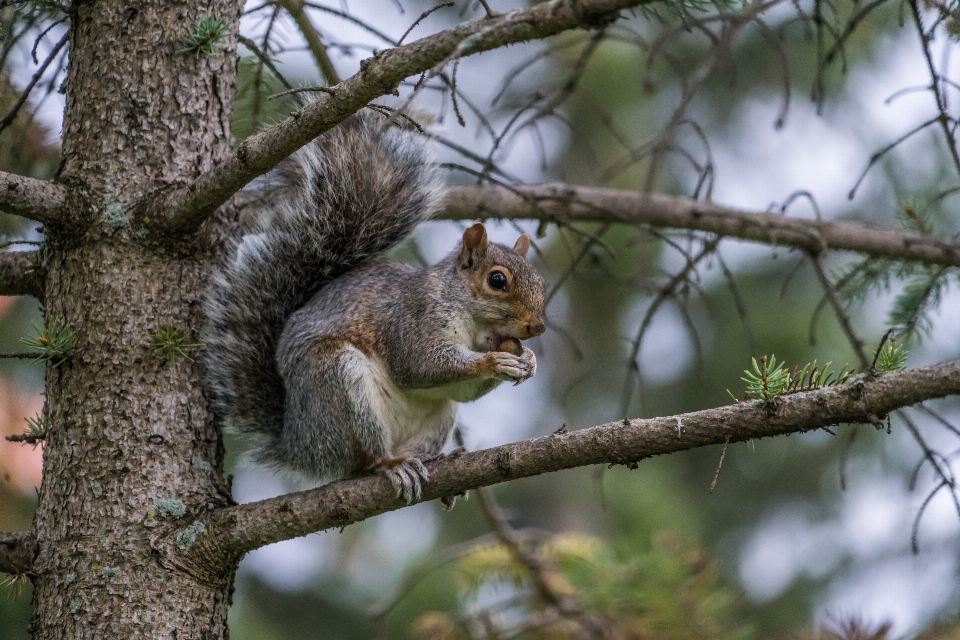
[376,457,429,503]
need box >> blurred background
[2,0,960,637]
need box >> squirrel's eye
[487,270,508,291]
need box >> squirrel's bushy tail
[202,114,441,439]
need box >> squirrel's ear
[513,234,531,257]
[459,223,488,269]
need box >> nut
[496,336,523,356]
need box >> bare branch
[0,530,36,576]
[0,171,70,225]
[278,0,341,85]
[150,0,650,235]
[0,250,45,300]
[438,184,960,268]
[810,252,870,369]
[174,359,960,564]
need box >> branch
[438,184,960,268]
[174,359,959,568]
[0,531,36,575]
[0,250,45,300]
[0,171,70,225]
[278,0,341,85]
[149,0,649,235]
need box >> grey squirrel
[202,115,546,502]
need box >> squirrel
[202,114,546,503]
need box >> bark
[147,0,654,235]
[439,184,960,268]
[0,250,45,300]
[171,359,960,565]
[0,171,71,225]
[25,0,241,637]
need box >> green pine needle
[741,355,789,402]
[150,325,201,365]
[181,16,228,58]
[20,318,73,366]
[889,269,948,340]
[24,413,47,438]
[873,339,908,373]
[742,355,855,402]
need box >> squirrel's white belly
[355,352,457,451]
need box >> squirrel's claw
[379,458,429,503]
[490,348,537,384]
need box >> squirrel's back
[202,115,442,442]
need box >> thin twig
[475,487,602,638]
[30,15,66,64]
[847,116,939,200]
[907,0,960,182]
[0,31,68,136]
[870,328,897,372]
[839,424,857,491]
[5,432,44,444]
[238,34,296,91]
[911,480,949,554]
[709,437,730,493]
[305,3,397,45]
[809,252,870,369]
[620,237,719,416]
[368,529,544,621]
[476,0,495,18]
[267,85,336,101]
[397,2,454,47]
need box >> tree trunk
[29,0,241,636]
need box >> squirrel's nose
[527,319,546,337]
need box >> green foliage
[832,255,951,343]
[149,324,201,365]
[898,200,936,234]
[12,412,48,446]
[181,16,228,58]
[888,269,949,340]
[0,573,31,600]
[455,543,527,593]
[232,56,299,141]
[741,355,853,402]
[19,317,73,366]
[741,355,789,402]
[832,257,910,308]
[23,413,46,437]
[412,532,752,640]
[872,338,908,373]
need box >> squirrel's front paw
[376,457,429,503]
[487,348,537,384]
